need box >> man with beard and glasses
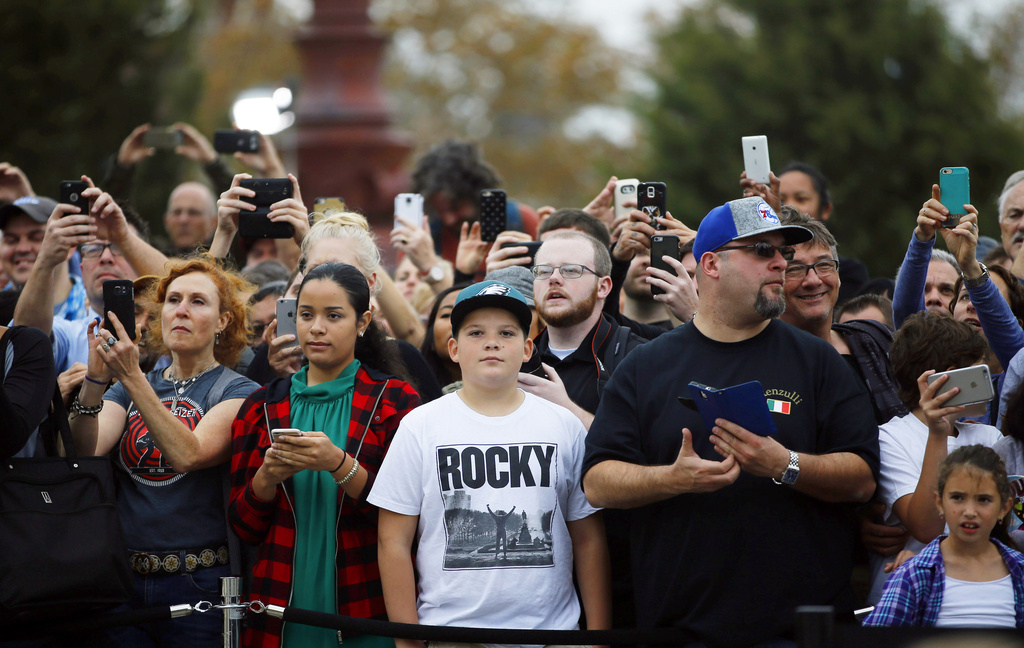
[583,196,879,648]
[517,231,645,430]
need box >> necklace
[167,361,219,411]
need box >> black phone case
[102,280,136,341]
[238,178,295,239]
[478,189,507,242]
[638,182,667,230]
[214,130,259,154]
[498,240,542,264]
[649,234,681,296]
[59,181,89,215]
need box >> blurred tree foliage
[642,0,1024,277]
[373,0,641,211]
[0,0,207,227]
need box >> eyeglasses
[784,259,840,281]
[716,242,795,262]
[79,243,124,259]
[531,264,599,280]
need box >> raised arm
[85,184,168,277]
[13,202,89,334]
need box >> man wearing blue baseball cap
[583,196,879,647]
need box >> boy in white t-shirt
[868,312,1004,603]
[369,280,611,648]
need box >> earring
[358,329,364,338]
[215,331,221,345]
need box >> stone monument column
[293,0,411,234]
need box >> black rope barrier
[272,605,691,645]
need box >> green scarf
[284,360,360,648]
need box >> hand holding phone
[276,297,299,349]
[238,178,295,239]
[269,428,305,444]
[614,179,639,222]
[142,127,183,150]
[395,193,425,229]
[103,280,137,341]
[649,234,681,296]
[60,180,90,215]
[638,182,667,230]
[478,190,507,242]
[927,364,992,407]
[742,136,771,185]
[214,129,260,154]
[939,167,969,228]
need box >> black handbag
[0,344,134,623]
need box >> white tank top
[935,574,1016,628]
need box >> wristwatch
[772,450,800,485]
[422,263,445,284]
[963,262,989,288]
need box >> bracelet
[333,457,360,487]
[328,455,346,474]
[84,375,108,387]
[71,396,103,417]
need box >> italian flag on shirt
[766,399,791,415]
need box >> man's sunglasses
[716,242,795,262]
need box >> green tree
[0,1,207,225]
[374,0,639,210]
[643,0,1024,276]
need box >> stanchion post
[795,605,834,648]
[221,576,243,648]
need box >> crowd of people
[5,123,1024,648]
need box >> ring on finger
[101,343,110,352]
[106,336,116,346]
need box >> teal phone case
[939,167,970,218]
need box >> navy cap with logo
[693,197,812,260]
[0,196,59,230]
[450,280,533,336]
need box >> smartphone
[614,178,640,221]
[269,428,304,444]
[649,234,681,296]
[478,189,507,242]
[313,197,346,213]
[394,193,425,229]
[742,135,771,185]
[275,297,299,349]
[59,180,89,215]
[142,127,183,150]
[103,279,137,341]
[939,167,970,228]
[685,380,778,437]
[213,129,259,154]
[498,240,543,265]
[638,182,667,230]
[238,178,295,239]
[927,365,993,407]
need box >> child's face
[935,467,1013,546]
[449,307,532,385]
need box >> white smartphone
[269,428,304,444]
[742,135,771,185]
[614,178,639,221]
[394,193,424,229]
[927,365,993,407]
[275,297,299,349]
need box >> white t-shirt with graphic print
[368,390,597,643]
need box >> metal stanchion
[220,576,243,648]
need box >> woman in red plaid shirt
[229,262,420,648]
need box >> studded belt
[128,545,229,575]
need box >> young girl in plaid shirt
[865,445,1024,628]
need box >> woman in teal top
[230,262,420,648]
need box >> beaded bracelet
[333,458,360,487]
[71,396,103,417]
